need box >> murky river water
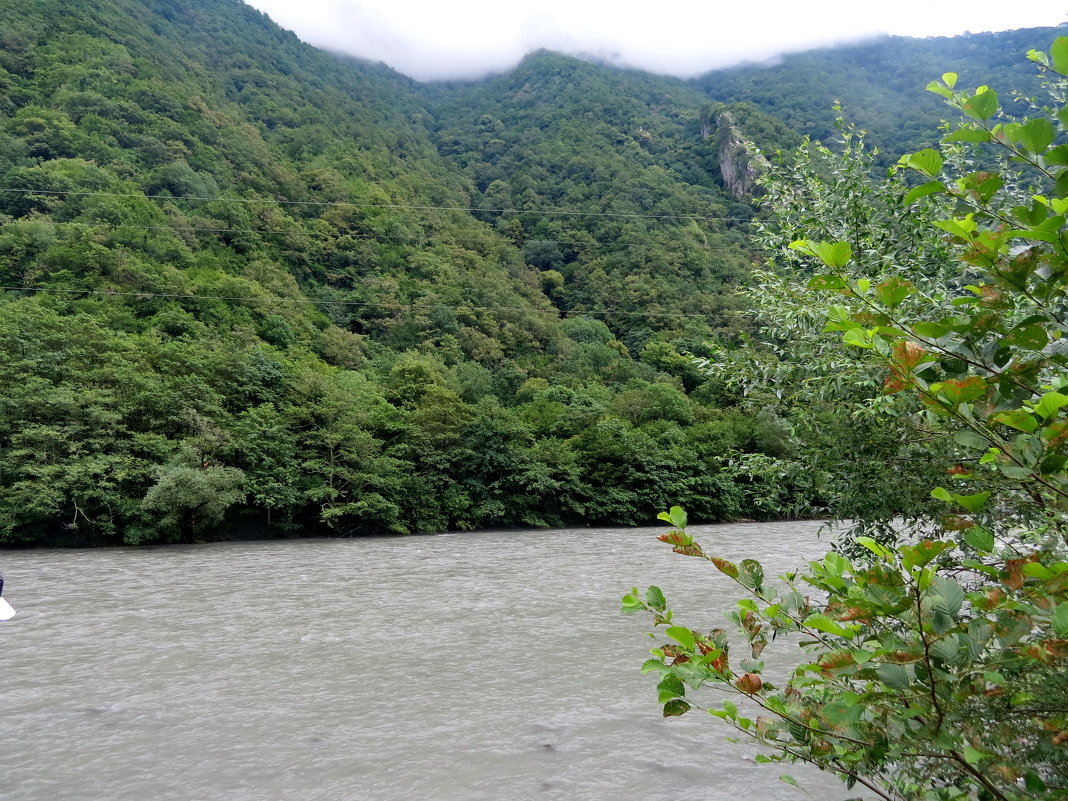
[0,521,861,801]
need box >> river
[0,521,862,801]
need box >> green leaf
[1028,48,1051,67]
[1017,118,1056,154]
[963,88,998,121]
[1013,201,1048,226]
[821,698,862,725]
[995,409,1038,433]
[961,171,1004,202]
[1023,562,1054,580]
[1053,603,1068,637]
[944,127,993,143]
[1040,453,1067,475]
[953,491,990,513]
[812,241,852,269]
[739,559,764,590]
[779,775,798,788]
[900,540,953,570]
[856,536,892,560]
[842,328,871,349]
[942,72,957,88]
[666,626,695,650]
[931,634,960,664]
[1051,36,1068,74]
[927,80,953,99]
[964,526,994,553]
[874,276,914,308]
[939,377,986,405]
[667,505,687,529]
[657,675,685,702]
[622,591,643,614]
[932,576,965,616]
[953,429,989,450]
[662,699,690,717]
[1024,771,1048,793]
[906,149,943,178]
[1046,143,1068,166]
[1003,324,1048,350]
[913,321,949,338]
[998,463,1033,479]
[645,586,666,609]
[979,447,1000,465]
[1034,391,1068,420]
[933,218,975,239]
[931,486,952,502]
[807,274,848,291]
[1057,167,1068,198]
[903,180,946,205]
[802,613,848,638]
[877,662,912,689]
[824,551,849,577]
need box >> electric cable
[0,285,725,320]
[0,187,756,223]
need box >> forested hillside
[0,0,1058,547]
[422,54,754,346]
[0,0,794,546]
[693,26,1066,160]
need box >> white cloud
[244,0,1068,81]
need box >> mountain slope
[0,0,790,546]
[420,52,761,352]
[692,26,1067,160]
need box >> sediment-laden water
[0,521,860,801]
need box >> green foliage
[695,27,1063,164]
[421,51,757,346]
[0,0,808,544]
[629,38,1068,801]
[630,516,1068,800]
[12,1,1041,545]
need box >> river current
[0,521,862,801]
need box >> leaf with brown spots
[711,557,739,579]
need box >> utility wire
[0,285,722,320]
[0,187,755,223]
[0,220,750,251]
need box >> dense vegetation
[1,0,1061,547]
[0,0,802,546]
[695,27,1066,161]
[628,38,1068,801]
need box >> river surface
[0,521,862,801]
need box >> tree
[139,451,245,543]
[625,38,1068,801]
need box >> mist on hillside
[243,0,1067,81]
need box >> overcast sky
[243,0,1068,82]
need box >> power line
[0,187,755,223]
[0,220,750,252]
[0,285,722,320]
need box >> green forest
[6,3,1066,796]
[0,0,1062,546]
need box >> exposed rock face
[712,110,766,201]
